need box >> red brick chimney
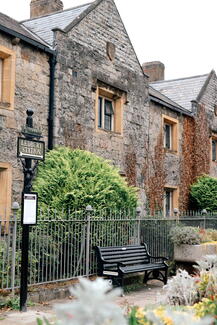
[30,0,64,18]
[142,61,165,82]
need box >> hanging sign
[22,193,38,225]
[17,137,45,160]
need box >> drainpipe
[48,53,57,150]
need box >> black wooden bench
[94,243,168,288]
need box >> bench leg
[121,277,124,290]
[143,271,148,284]
[164,269,168,285]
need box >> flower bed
[37,255,217,325]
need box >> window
[98,96,114,131]
[0,163,12,220]
[163,186,179,217]
[162,115,178,152]
[0,45,16,110]
[212,139,217,161]
[0,58,3,102]
[164,123,172,149]
[96,86,124,135]
[164,188,173,217]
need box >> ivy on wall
[125,151,137,187]
[179,116,195,210]
[193,104,210,177]
[179,104,210,210]
[143,132,166,215]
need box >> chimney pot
[30,0,64,18]
[142,61,165,82]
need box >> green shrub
[169,226,201,246]
[190,175,217,211]
[33,147,137,212]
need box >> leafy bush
[190,175,217,211]
[33,147,137,211]
[170,226,217,246]
[170,226,201,246]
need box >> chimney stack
[142,61,165,82]
[30,0,64,19]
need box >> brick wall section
[0,33,50,203]
[53,0,149,205]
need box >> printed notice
[23,193,37,225]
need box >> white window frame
[164,123,172,150]
[164,188,173,217]
[98,96,114,132]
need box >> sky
[0,0,217,80]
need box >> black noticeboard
[17,137,45,161]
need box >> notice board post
[18,109,45,312]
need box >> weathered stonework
[30,0,63,18]
[53,0,149,206]
[0,32,50,209]
[197,71,217,177]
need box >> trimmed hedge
[33,147,138,212]
[190,175,217,211]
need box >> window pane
[164,124,171,149]
[104,99,114,115]
[164,189,173,217]
[212,140,216,161]
[104,114,112,130]
[98,97,103,128]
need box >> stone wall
[0,32,50,207]
[53,0,149,206]
[147,101,185,210]
[198,72,217,177]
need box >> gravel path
[0,281,165,325]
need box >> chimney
[142,61,165,82]
[30,0,64,18]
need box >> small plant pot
[174,243,217,263]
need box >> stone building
[149,63,217,214]
[0,12,53,218]
[22,0,150,206]
[1,0,217,218]
[1,0,150,217]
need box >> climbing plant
[179,104,210,210]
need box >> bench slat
[100,246,145,252]
[102,249,148,257]
[103,252,149,259]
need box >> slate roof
[22,3,92,47]
[151,74,209,111]
[0,11,48,45]
[149,86,192,116]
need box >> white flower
[161,269,198,305]
[54,278,127,325]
